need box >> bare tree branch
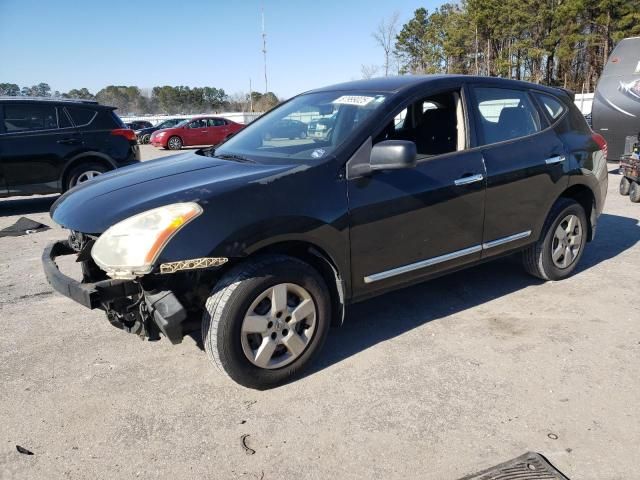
[372,11,400,76]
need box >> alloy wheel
[168,137,182,149]
[76,170,102,184]
[240,283,316,369]
[551,214,583,268]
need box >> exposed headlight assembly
[91,202,202,279]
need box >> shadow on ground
[0,195,58,217]
[306,212,640,375]
[187,212,640,378]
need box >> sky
[0,0,439,99]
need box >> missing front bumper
[42,241,187,344]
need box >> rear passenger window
[473,88,541,145]
[66,106,96,126]
[3,104,58,132]
[534,93,566,121]
[208,118,226,127]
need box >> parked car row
[0,96,139,197]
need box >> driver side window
[189,119,205,129]
[375,90,465,158]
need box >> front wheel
[202,255,331,389]
[630,182,640,203]
[167,136,183,150]
[522,198,587,281]
[141,134,151,144]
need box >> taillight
[111,128,137,142]
[592,132,608,159]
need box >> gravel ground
[1,146,639,480]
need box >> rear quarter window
[534,93,566,121]
[66,106,97,126]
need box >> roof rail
[0,96,99,104]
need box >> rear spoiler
[555,87,575,101]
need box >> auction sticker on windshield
[332,95,375,106]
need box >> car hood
[50,151,291,234]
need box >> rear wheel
[65,162,108,190]
[141,134,151,144]
[630,182,640,203]
[620,176,631,195]
[202,255,331,389]
[167,136,183,150]
[522,198,587,281]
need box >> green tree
[0,83,20,96]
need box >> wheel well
[62,155,113,190]
[559,184,596,241]
[248,241,346,327]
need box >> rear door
[468,86,568,258]
[206,118,229,145]
[0,102,81,195]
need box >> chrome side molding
[454,173,484,186]
[363,245,482,284]
[482,230,531,250]
[545,155,566,165]
[364,230,532,284]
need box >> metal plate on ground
[458,452,570,480]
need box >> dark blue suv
[0,97,140,197]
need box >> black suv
[43,76,608,389]
[0,97,140,197]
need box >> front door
[468,86,568,258]
[182,119,209,146]
[347,88,486,299]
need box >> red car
[150,116,244,150]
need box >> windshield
[215,91,388,161]
[174,119,190,128]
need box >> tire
[167,136,183,150]
[522,198,587,281]
[141,134,151,144]
[202,255,331,389]
[299,131,307,139]
[620,176,631,195]
[65,162,108,191]
[630,182,640,203]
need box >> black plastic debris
[458,452,570,479]
[0,217,50,238]
[16,445,34,455]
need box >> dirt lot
[1,145,639,479]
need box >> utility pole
[261,7,268,94]
[249,78,253,112]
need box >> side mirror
[370,140,417,171]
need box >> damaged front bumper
[42,240,188,344]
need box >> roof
[0,96,100,105]
[305,74,571,97]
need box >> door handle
[545,155,566,165]
[454,173,484,186]
[57,138,81,145]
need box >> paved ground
[1,146,639,479]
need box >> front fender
[156,159,350,288]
